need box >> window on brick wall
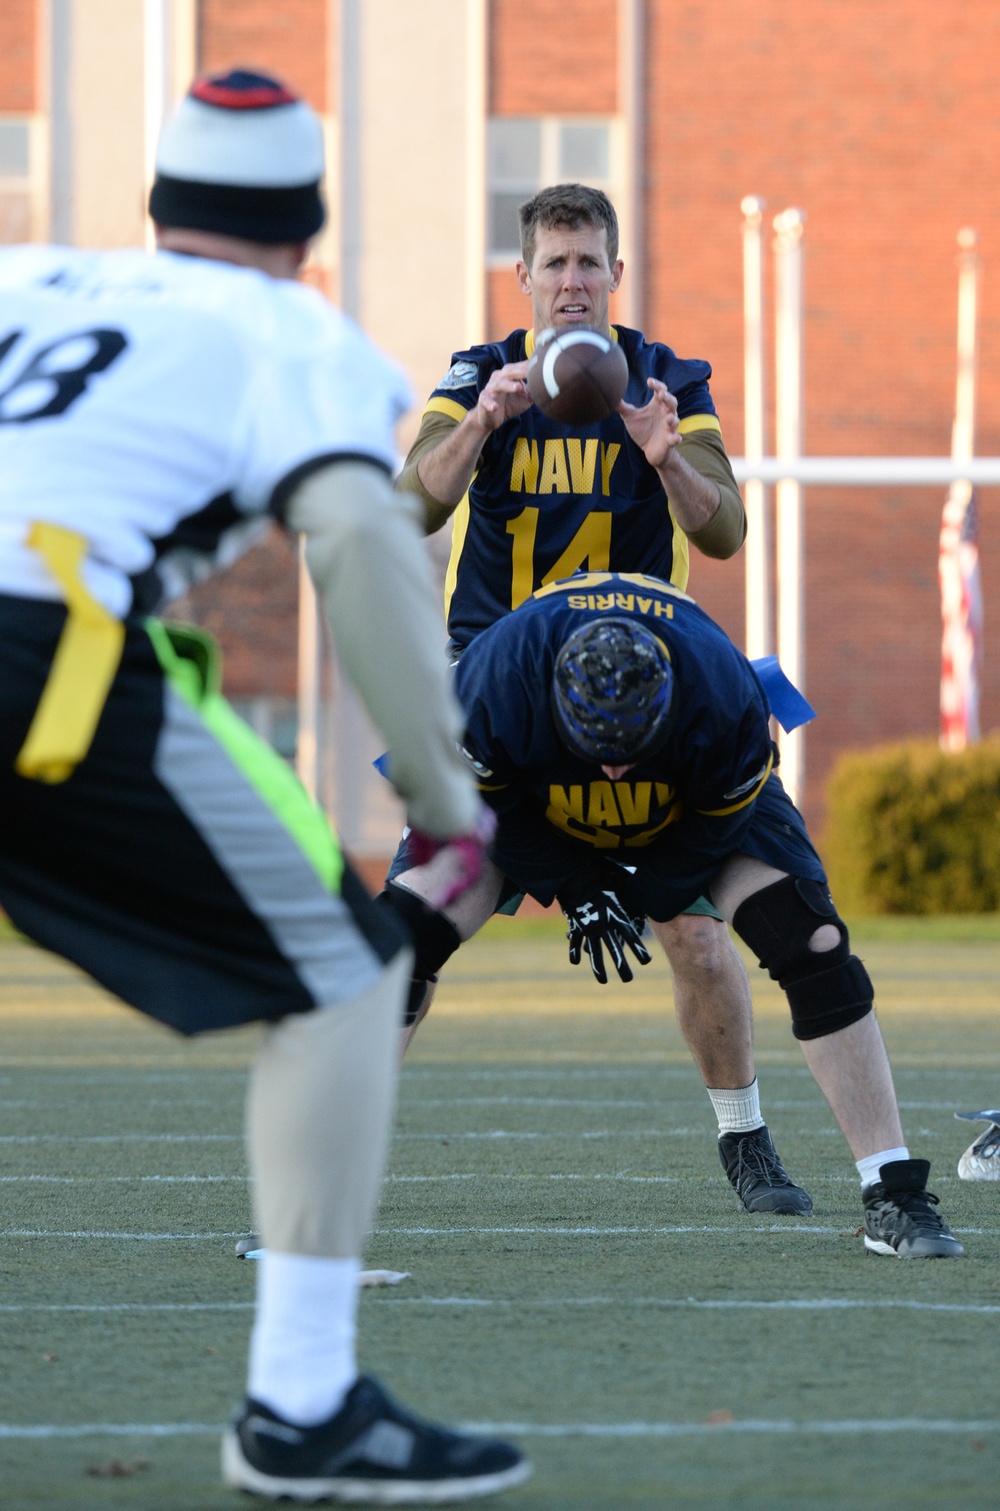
[487,115,620,263]
[0,117,47,244]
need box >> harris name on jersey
[453,571,774,859]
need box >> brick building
[3,0,999,867]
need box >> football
[526,326,629,424]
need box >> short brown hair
[518,183,619,269]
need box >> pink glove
[407,804,497,910]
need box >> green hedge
[823,736,1000,914]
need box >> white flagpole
[773,208,806,806]
[143,0,169,252]
[296,0,363,802]
[939,227,982,750]
[953,228,979,467]
[741,196,770,659]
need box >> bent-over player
[0,70,528,1502]
[398,572,964,1260]
[386,183,809,1216]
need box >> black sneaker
[235,1233,263,1259]
[718,1125,814,1215]
[862,1158,965,1258]
[221,1374,531,1503]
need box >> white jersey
[0,245,412,616]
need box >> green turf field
[1,917,999,1509]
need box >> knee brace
[373,881,462,1024]
[731,876,873,1041]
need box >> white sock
[857,1146,910,1188]
[247,1251,360,1425]
[707,1078,765,1135]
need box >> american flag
[939,478,983,750]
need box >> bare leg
[711,854,905,1161]
[797,1015,904,1159]
[650,913,755,1088]
[651,906,810,1214]
[393,857,505,1056]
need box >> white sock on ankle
[708,1078,765,1135]
[857,1146,910,1188]
[247,1251,360,1426]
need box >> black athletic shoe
[221,1374,531,1503]
[718,1124,814,1215]
[235,1233,263,1259]
[862,1158,965,1258]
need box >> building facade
[4,0,1000,863]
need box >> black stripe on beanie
[149,173,325,244]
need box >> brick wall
[0,0,37,111]
[170,527,300,698]
[643,0,1000,832]
[198,0,330,107]
[489,0,619,115]
[487,0,623,336]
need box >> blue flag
[749,656,815,733]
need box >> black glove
[557,872,651,985]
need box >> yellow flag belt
[15,523,126,784]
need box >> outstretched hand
[473,360,533,432]
[560,887,652,985]
[618,377,682,470]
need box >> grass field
[1,915,999,1508]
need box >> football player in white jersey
[0,70,528,1503]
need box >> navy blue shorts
[733,770,826,881]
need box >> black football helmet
[551,617,674,764]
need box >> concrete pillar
[52,0,145,247]
[48,0,195,249]
[322,0,487,860]
[344,0,486,448]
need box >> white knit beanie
[149,69,325,243]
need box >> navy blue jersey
[453,572,781,911]
[426,327,722,652]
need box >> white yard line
[400,1129,701,1139]
[405,1068,792,1081]
[382,1296,1000,1314]
[0,1423,222,1438]
[0,1130,705,1142]
[386,1173,686,1183]
[383,1172,933,1185]
[468,1419,1000,1437]
[371,1223,994,1237]
[0,1172,943,1185]
[402,1097,654,1108]
[0,1072,246,1084]
[0,1128,913,1142]
[1,1223,993,1239]
[0,1229,244,1239]
[0,1134,242,1144]
[0,1174,243,1183]
[0,1418,997,1440]
[0,1302,254,1312]
[2,1296,998,1315]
